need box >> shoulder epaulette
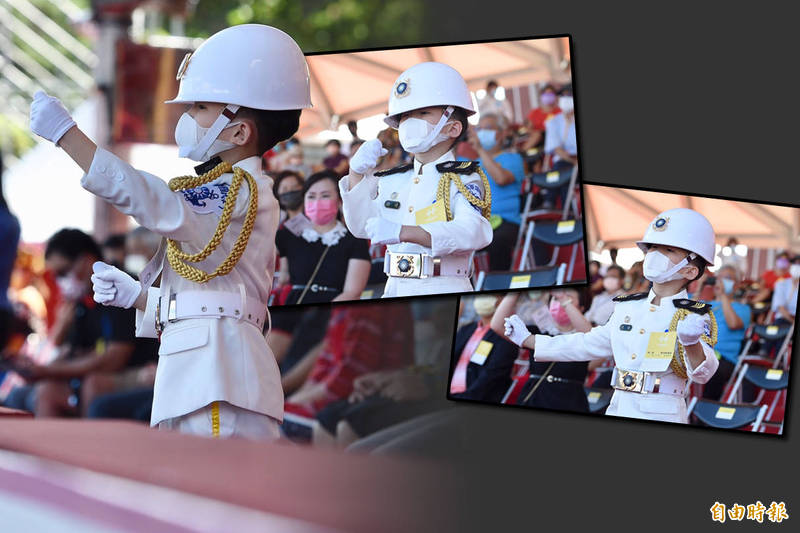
[374,163,413,177]
[436,160,480,174]
[612,292,649,302]
[673,298,711,315]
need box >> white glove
[677,313,706,346]
[364,217,401,245]
[29,90,76,144]
[91,261,141,309]
[504,314,533,347]
[349,139,388,175]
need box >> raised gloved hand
[349,139,388,175]
[504,314,533,347]
[29,90,76,144]
[364,217,401,245]
[91,261,141,309]
[676,313,706,346]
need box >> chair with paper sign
[687,397,767,432]
[474,264,565,292]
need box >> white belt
[611,367,688,397]
[156,289,267,333]
[383,251,470,278]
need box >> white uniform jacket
[81,149,283,426]
[533,289,719,423]
[339,150,493,297]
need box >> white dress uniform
[532,289,719,423]
[339,150,493,297]
[81,148,283,431]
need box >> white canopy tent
[584,184,800,275]
[299,37,571,137]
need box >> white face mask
[57,274,85,301]
[558,96,574,114]
[124,254,149,275]
[602,276,622,293]
[643,250,692,284]
[397,106,455,154]
[175,112,242,162]
[790,264,800,279]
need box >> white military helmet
[636,208,716,264]
[165,24,312,110]
[384,62,475,128]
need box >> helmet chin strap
[187,103,241,161]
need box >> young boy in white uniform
[504,208,720,424]
[340,62,493,297]
[29,24,312,438]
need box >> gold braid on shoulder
[667,308,718,379]
[166,160,258,283]
[435,167,493,221]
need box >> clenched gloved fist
[504,314,533,347]
[29,91,76,145]
[676,313,706,346]
[91,262,141,309]
[349,139,388,175]
[364,217,401,245]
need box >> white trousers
[158,401,281,440]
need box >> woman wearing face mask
[522,84,562,152]
[490,288,592,412]
[449,295,519,403]
[542,92,577,209]
[701,265,751,400]
[273,170,306,224]
[275,170,371,305]
[503,208,721,424]
[770,256,799,329]
[461,113,525,271]
[340,61,493,298]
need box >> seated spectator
[701,265,751,400]
[522,83,561,151]
[282,300,414,419]
[322,139,349,176]
[584,265,625,327]
[624,260,651,294]
[313,298,453,449]
[477,80,513,125]
[273,170,306,229]
[751,251,790,307]
[275,171,371,304]
[461,112,525,271]
[492,289,591,413]
[770,255,799,328]
[588,260,603,294]
[542,92,577,207]
[3,229,137,417]
[449,294,517,402]
[282,143,314,179]
[101,233,127,270]
[374,128,407,172]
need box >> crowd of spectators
[451,250,796,418]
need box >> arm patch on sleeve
[462,182,484,213]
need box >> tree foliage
[185,0,428,52]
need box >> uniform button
[631,353,637,360]
[649,306,656,312]
[413,177,420,184]
[408,206,414,212]
[639,328,645,334]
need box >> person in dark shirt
[322,139,349,176]
[0,151,21,353]
[275,170,371,304]
[4,229,137,417]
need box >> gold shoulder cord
[166,160,259,283]
[667,308,718,379]
[435,166,493,221]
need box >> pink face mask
[305,198,339,225]
[549,299,572,328]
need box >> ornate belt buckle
[616,369,645,393]
[389,253,422,278]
